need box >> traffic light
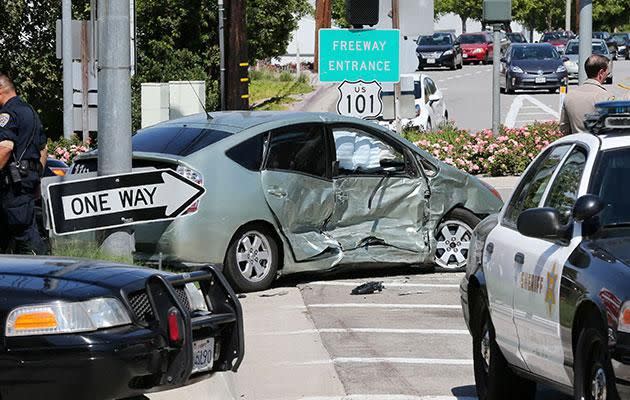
[346,0,379,27]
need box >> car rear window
[132,126,233,156]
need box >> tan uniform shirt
[559,79,613,134]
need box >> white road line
[285,357,473,366]
[517,111,556,115]
[475,71,483,74]
[453,75,462,79]
[305,304,461,309]
[256,328,469,336]
[306,281,460,288]
[296,396,477,400]
[522,95,560,119]
[504,95,525,128]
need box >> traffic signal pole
[492,24,501,135]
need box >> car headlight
[5,298,131,337]
[556,65,567,73]
[511,66,524,73]
[443,49,453,56]
[473,48,484,54]
[619,302,630,333]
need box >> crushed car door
[325,124,429,263]
[261,124,339,262]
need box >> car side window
[265,125,327,178]
[423,79,431,104]
[544,147,587,224]
[426,78,437,95]
[503,144,572,227]
[332,127,406,176]
[226,134,265,171]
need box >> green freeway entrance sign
[319,29,400,83]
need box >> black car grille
[524,70,556,75]
[128,286,191,324]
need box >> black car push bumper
[0,266,244,400]
[613,332,630,398]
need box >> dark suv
[416,32,463,70]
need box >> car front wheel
[574,325,620,400]
[224,227,279,292]
[434,209,479,272]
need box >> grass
[249,69,313,111]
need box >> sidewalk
[479,176,520,201]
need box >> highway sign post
[336,80,383,119]
[318,29,400,83]
[46,169,205,236]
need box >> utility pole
[392,0,402,135]
[225,0,249,109]
[492,24,501,135]
[314,0,332,74]
[218,0,226,111]
[97,0,134,258]
[62,0,73,139]
[578,0,592,85]
[565,0,571,31]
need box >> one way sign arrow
[46,169,206,235]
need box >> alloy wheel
[591,366,607,400]
[434,220,472,269]
[235,231,273,283]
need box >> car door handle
[486,243,494,255]
[514,252,525,265]
[267,187,287,199]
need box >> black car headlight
[5,298,132,337]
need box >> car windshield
[508,33,525,43]
[541,33,560,41]
[591,148,630,227]
[418,34,452,45]
[511,46,559,60]
[611,34,628,44]
[132,126,234,156]
[565,42,607,55]
[459,35,486,44]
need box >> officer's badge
[0,113,9,127]
[545,263,558,316]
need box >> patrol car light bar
[586,101,630,135]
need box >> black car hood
[416,45,452,52]
[590,235,630,266]
[510,59,562,72]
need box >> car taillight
[51,168,68,177]
[480,180,503,201]
[167,307,184,345]
[176,165,204,214]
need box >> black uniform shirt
[0,96,46,162]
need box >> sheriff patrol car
[460,101,630,400]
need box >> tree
[435,0,483,33]
[593,0,629,32]
[512,0,565,33]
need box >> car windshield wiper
[602,222,630,229]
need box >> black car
[593,31,619,59]
[416,32,463,70]
[611,32,630,60]
[0,257,243,400]
[500,43,568,94]
[507,32,527,43]
[460,102,630,400]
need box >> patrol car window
[132,126,233,156]
[503,144,572,227]
[591,149,630,227]
[544,147,587,224]
[265,125,327,178]
[226,134,265,171]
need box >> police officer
[0,71,47,254]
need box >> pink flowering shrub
[47,136,94,165]
[405,122,564,177]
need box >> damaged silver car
[71,112,503,292]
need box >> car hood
[510,59,562,72]
[565,54,579,62]
[416,45,453,52]
[590,236,630,266]
[461,43,488,49]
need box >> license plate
[535,77,546,84]
[191,338,214,374]
[427,58,436,64]
[463,54,468,58]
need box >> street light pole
[565,0,571,32]
[97,0,134,258]
[218,0,226,111]
[578,0,592,85]
[492,24,501,135]
[62,0,73,139]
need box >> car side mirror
[573,194,605,222]
[517,208,571,241]
[428,92,442,104]
[380,158,406,172]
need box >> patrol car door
[512,143,591,385]
[485,143,574,371]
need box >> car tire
[473,297,537,400]
[224,226,279,293]
[418,65,424,71]
[574,324,620,400]
[450,62,457,70]
[457,57,463,69]
[433,209,480,272]
[506,80,514,95]
[426,118,432,132]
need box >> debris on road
[398,291,425,296]
[259,290,289,298]
[351,281,384,295]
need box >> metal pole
[97,0,134,258]
[392,0,402,135]
[565,0,571,32]
[62,0,73,139]
[492,24,501,135]
[81,21,89,143]
[218,0,226,111]
[578,0,592,85]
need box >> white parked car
[406,74,449,131]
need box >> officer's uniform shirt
[0,96,46,164]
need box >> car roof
[510,42,553,47]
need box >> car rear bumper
[0,267,244,400]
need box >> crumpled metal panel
[261,170,340,261]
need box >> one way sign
[46,169,205,235]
